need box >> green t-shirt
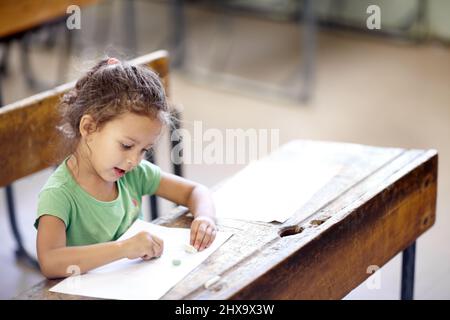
[35,158,161,246]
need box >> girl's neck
[67,154,118,202]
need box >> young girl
[35,57,217,279]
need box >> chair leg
[170,110,183,177]
[147,153,159,220]
[56,25,74,85]
[149,195,159,220]
[5,185,39,269]
[299,0,316,103]
[123,0,137,57]
[401,241,416,300]
[0,42,11,76]
[20,34,37,89]
[19,33,47,91]
[94,0,112,51]
[170,0,186,68]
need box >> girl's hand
[190,216,217,251]
[122,231,164,260]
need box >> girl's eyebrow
[124,136,139,143]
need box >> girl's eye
[121,143,133,150]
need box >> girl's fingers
[205,228,217,249]
[154,239,164,257]
[191,220,202,247]
[142,249,153,260]
[153,235,163,247]
[200,227,213,251]
[190,221,199,246]
[153,237,164,256]
[194,223,207,250]
[190,217,218,250]
[149,245,156,258]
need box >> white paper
[213,146,341,223]
[50,219,233,300]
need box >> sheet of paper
[50,219,233,300]
[213,144,341,223]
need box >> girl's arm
[37,215,163,279]
[155,172,217,251]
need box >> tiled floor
[1,1,449,299]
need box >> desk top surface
[16,140,438,300]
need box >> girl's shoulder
[40,160,74,194]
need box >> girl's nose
[127,153,141,169]
[126,159,133,169]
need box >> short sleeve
[135,160,162,196]
[35,188,71,230]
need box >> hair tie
[107,57,120,65]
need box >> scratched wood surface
[15,140,438,299]
[0,50,170,187]
[0,0,98,39]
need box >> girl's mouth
[113,167,126,177]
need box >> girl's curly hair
[58,58,171,145]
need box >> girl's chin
[102,177,117,183]
[98,172,118,183]
[109,173,121,181]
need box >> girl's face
[82,112,162,183]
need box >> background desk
[16,140,437,299]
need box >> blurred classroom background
[0,0,449,299]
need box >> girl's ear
[79,114,98,138]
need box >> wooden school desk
[15,140,438,299]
